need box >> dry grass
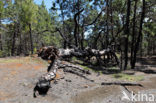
[112,73,144,82]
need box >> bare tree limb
[83,8,105,26]
[101,82,143,87]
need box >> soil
[0,56,156,103]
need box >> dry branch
[101,82,143,87]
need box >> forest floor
[0,56,156,103]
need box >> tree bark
[80,28,84,50]
[123,0,131,70]
[0,34,2,51]
[11,25,17,56]
[73,9,84,47]
[131,0,138,69]
[74,19,78,47]
[0,16,2,51]
[39,46,119,66]
[18,23,22,55]
[106,0,109,49]
[110,0,114,44]
[60,3,67,49]
[132,0,145,69]
[101,82,143,87]
[34,46,119,97]
[29,23,34,54]
[93,30,102,49]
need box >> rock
[84,85,89,88]
[22,82,28,86]
[66,79,72,82]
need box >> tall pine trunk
[74,15,78,47]
[123,0,131,70]
[106,0,109,49]
[19,28,22,55]
[29,23,33,54]
[80,28,84,50]
[0,34,2,51]
[132,0,145,69]
[11,24,17,56]
[0,16,2,51]
[110,0,114,44]
[131,0,138,69]
[61,5,67,49]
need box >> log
[34,59,59,97]
[101,82,143,87]
[58,61,91,74]
[38,46,119,65]
[34,58,92,97]
[59,61,92,81]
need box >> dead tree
[34,46,90,97]
[34,46,119,97]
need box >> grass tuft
[113,73,144,82]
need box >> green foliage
[0,50,5,57]
[0,49,10,57]
[0,0,155,60]
[34,47,37,53]
[0,1,4,18]
[20,0,38,26]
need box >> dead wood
[34,46,119,97]
[101,82,143,87]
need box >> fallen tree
[34,46,119,97]
[38,46,119,65]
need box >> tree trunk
[74,17,78,47]
[63,41,67,49]
[131,0,138,69]
[139,36,143,57]
[93,30,102,49]
[106,0,109,49]
[0,34,2,51]
[110,0,114,44]
[0,15,2,51]
[153,40,155,55]
[123,0,131,70]
[61,5,67,49]
[73,9,84,48]
[17,23,22,55]
[29,23,33,54]
[147,35,150,55]
[132,0,145,69]
[11,25,17,56]
[77,0,84,50]
[80,28,84,50]
[74,16,79,48]
[24,33,28,55]
[19,30,22,55]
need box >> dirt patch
[0,92,16,101]
[71,85,120,103]
[141,76,156,89]
[124,76,156,94]
[0,56,156,103]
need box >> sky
[34,0,53,11]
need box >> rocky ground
[0,56,156,103]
